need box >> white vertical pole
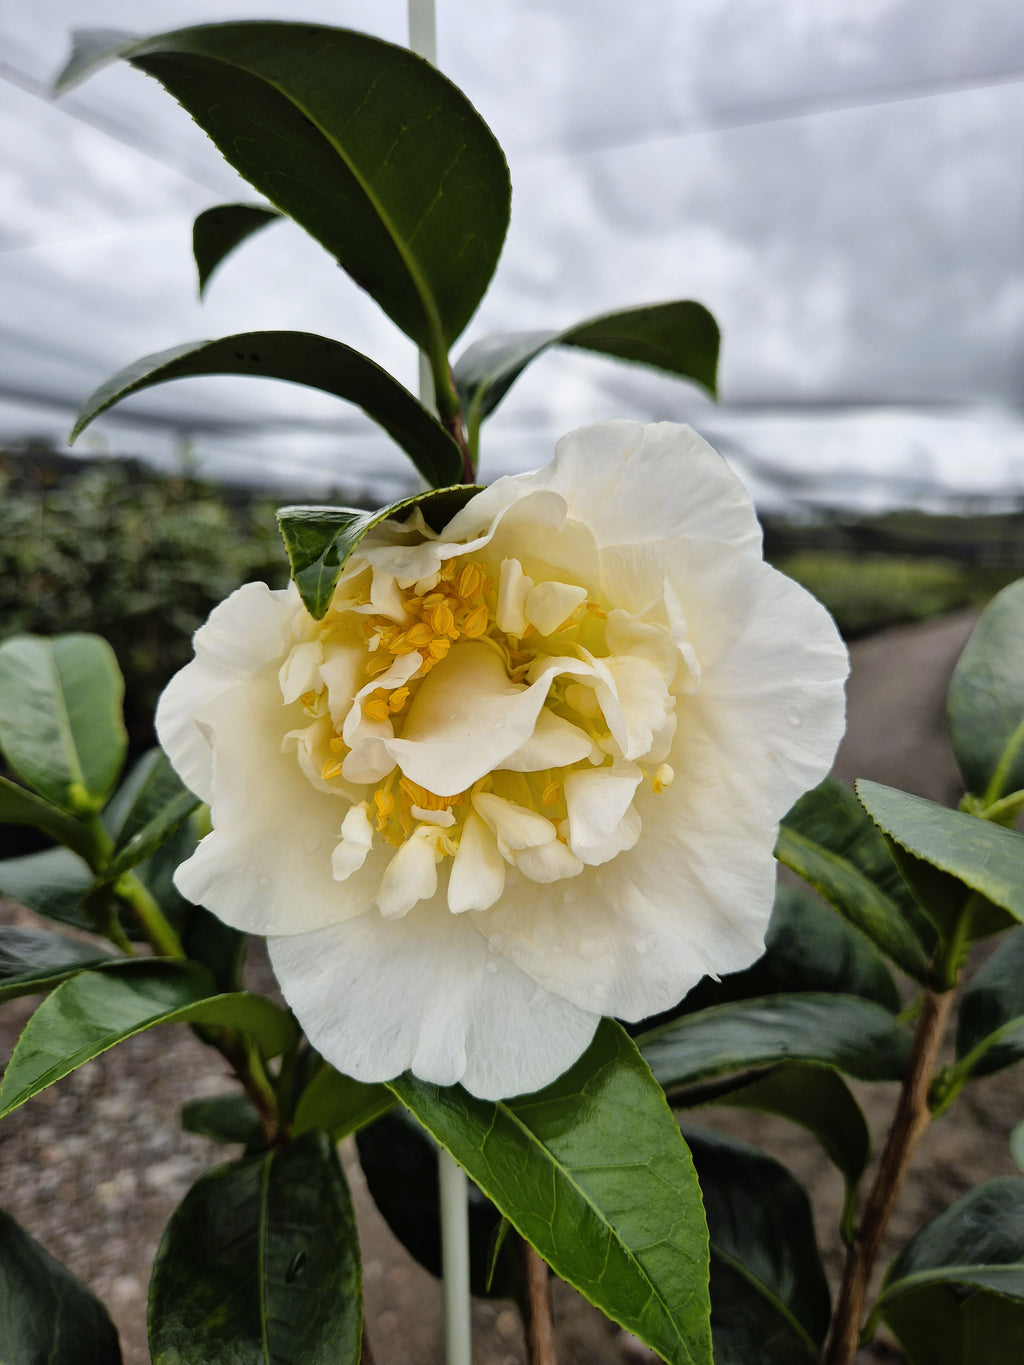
[406,7,473,1365]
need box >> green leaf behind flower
[278,484,483,620]
[947,579,1024,804]
[391,1019,713,1365]
[639,993,910,1088]
[686,1128,831,1363]
[876,1178,1024,1365]
[778,777,934,982]
[857,780,1024,926]
[192,202,282,297]
[180,1093,265,1149]
[0,926,114,1003]
[291,1063,394,1140]
[955,928,1024,1079]
[149,1131,361,1365]
[0,634,126,816]
[0,1209,122,1365]
[57,23,510,363]
[0,961,297,1117]
[671,1063,869,1243]
[454,300,720,446]
[70,332,462,490]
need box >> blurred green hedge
[0,459,288,747]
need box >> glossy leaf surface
[0,634,126,815]
[278,483,482,619]
[193,202,281,296]
[0,1208,122,1364]
[0,961,297,1117]
[93,750,199,886]
[686,1128,830,1363]
[956,927,1024,1077]
[878,1178,1024,1365]
[778,777,933,981]
[356,1107,518,1298]
[292,1063,393,1140]
[0,779,98,864]
[640,993,910,1088]
[149,1131,361,1365]
[58,23,510,355]
[71,332,461,489]
[0,847,95,931]
[392,1019,713,1365]
[455,300,719,431]
[858,780,1024,924]
[180,1093,265,1149]
[0,926,113,1003]
[947,579,1024,802]
[672,1063,868,1239]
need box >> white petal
[332,802,374,881]
[319,641,368,728]
[375,826,444,920]
[564,763,644,866]
[496,558,533,635]
[269,907,600,1099]
[448,811,505,913]
[387,643,553,795]
[472,792,556,855]
[498,708,593,773]
[156,581,298,801]
[172,673,381,934]
[601,655,675,761]
[524,580,588,636]
[278,640,324,704]
[547,420,763,552]
[513,839,583,883]
[411,804,455,827]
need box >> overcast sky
[3,1,1024,509]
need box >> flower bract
[157,421,848,1099]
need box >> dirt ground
[3,606,1022,1364]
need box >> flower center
[281,549,678,917]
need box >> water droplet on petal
[257,875,270,889]
[587,982,604,1002]
[786,709,802,728]
[563,888,577,906]
[448,713,459,721]
[487,934,504,953]
[304,833,320,853]
[492,718,506,732]
[486,959,499,974]
[395,556,411,569]
[635,937,652,955]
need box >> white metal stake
[406,5,473,1365]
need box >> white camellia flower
[157,421,849,1100]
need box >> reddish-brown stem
[824,987,954,1365]
[520,1241,558,1365]
[442,409,474,484]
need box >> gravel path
[3,607,1021,1364]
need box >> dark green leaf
[392,1019,713,1365]
[90,750,200,887]
[956,928,1024,1078]
[355,1107,519,1298]
[639,993,910,1087]
[58,23,510,356]
[70,332,462,489]
[193,202,282,296]
[778,777,934,981]
[0,847,94,931]
[0,926,113,1003]
[678,884,900,1016]
[857,780,1024,924]
[0,1208,122,1364]
[292,1063,393,1140]
[0,961,298,1118]
[686,1128,830,1363]
[180,905,245,994]
[947,579,1024,803]
[0,778,98,863]
[149,1131,361,1365]
[1012,1121,1024,1174]
[278,483,482,619]
[0,634,126,815]
[180,1093,265,1149]
[878,1178,1024,1365]
[455,300,719,435]
[671,1063,868,1242]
